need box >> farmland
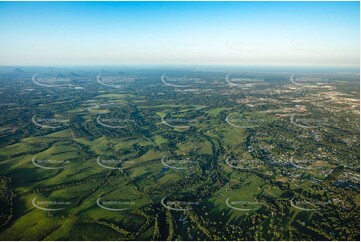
[0,67,359,240]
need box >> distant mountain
[70,72,80,77]
[99,70,124,75]
[14,68,24,74]
[56,74,66,78]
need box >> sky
[0,1,359,67]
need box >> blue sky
[0,1,359,66]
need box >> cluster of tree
[0,176,13,230]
